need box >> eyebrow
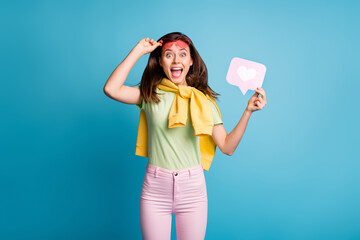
[164,48,188,52]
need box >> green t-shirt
[136,88,222,170]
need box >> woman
[104,32,267,240]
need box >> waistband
[146,163,204,178]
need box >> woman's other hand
[134,37,163,55]
[246,87,267,113]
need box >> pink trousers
[139,163,208,240]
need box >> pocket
[199,173,207,197]
[140,172,152,199]
[141,171,173,199]
[185,172,207,197]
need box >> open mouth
[170,67,183,78]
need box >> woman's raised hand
[246,87,267,113]
[134,37,163,55]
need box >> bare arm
[103,37,162,105]
[212,87,267,156]
[212,109,252,156]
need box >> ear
[190,58,193,67]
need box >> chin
[170,77,186,85]
[166,72,188,85]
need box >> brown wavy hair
[138,32,220,103]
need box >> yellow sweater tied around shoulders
[135,77,222,171]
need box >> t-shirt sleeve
[136,98,145,110]
[209,100,223,125]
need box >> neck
[173,78,188,86]
[175,82,188,86]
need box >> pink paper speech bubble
[226,57,266,95]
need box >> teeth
[171,68,182,70]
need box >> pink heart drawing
[226,57,266,95]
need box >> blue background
[1,0,359,239]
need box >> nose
[172,54,179,63]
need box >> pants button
[174,172,178,176]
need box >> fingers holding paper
[246,88,267,113]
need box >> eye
[180,53,186,57]
[166,53,173,58]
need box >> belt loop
[155,167,158,178]
[188,169,191,177]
